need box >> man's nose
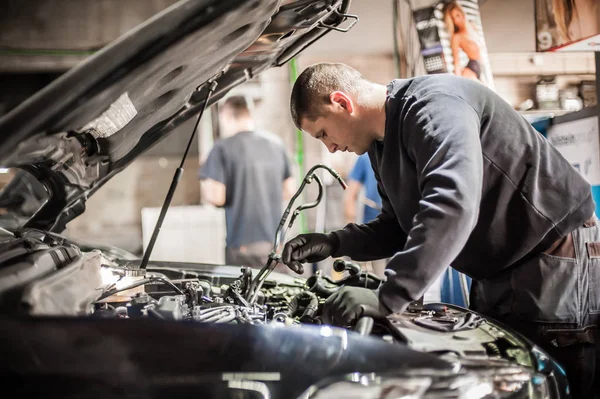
[319,136,336,153]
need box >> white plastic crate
[141,205,226,265]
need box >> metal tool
[245,164,347,304]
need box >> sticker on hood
[81,92,137,138]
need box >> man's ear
[330,91,354,115]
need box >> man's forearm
[343,200,357,224]
[344,180,361,224]
[201,179,226,207]
[330,214,406,261]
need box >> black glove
[323,286,391,326]
[281,233,338,274]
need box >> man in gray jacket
[282,63,598,396]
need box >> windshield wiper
[139,81,218,270]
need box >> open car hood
[0,0,356,233]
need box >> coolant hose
[288,291,319,319]
[306,274,341,298]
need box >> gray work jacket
[331,75,595,313]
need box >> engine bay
[0,163,570,397]
[0,161,545,370]
[95,255,383,328]
[91,256,537,371]
[0,227,569,398]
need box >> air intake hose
[288,291,319,319]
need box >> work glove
[323,286,392,327]
[282,233,338,274]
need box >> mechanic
[199,95,295,270]
[282,62,599,397]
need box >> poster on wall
[412,0,494,89]
[536,0,600,52]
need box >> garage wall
[64,152,201,255]
[479,0,536,53]
[303,0,596,108]
[0,0,178,72]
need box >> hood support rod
[140,80,218,270]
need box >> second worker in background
[200,95,295,270]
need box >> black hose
[301,291,319,319]
[333,259,361,276]
[287,291,319,319]
[306,274,341,298]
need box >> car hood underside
[0,0,354,233]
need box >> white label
[227,380,271,399]
[547,116,600,185]
[222,372,280,381]
[82,92,137,138]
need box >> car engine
[93,258,381,330]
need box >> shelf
[519,109,573,117]
[490,52,595,76]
